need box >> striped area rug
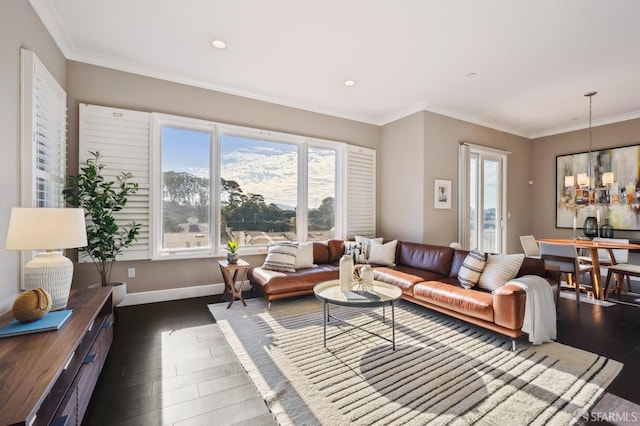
[209,297,622,425]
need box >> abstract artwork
[556,144,640,230]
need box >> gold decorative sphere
[12,288,52,322]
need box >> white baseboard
[117,281,252,307]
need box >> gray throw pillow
[458,249,487,289]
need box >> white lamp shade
[5,208,87,250]
[577,173,589,187]
[603,172,615,186]
[564,175,575,187]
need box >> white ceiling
[30,0,640,138]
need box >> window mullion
[298,141,308,242]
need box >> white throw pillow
[368,239,397,266]
[262,244,297,273]
[458,250,487,289]
[295,241,316,269]
[477,253,525,291]
[355,235,384,262]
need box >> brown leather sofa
[249,239,557,340]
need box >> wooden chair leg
[604,270,614,299]
[567,273,574,287]
[617,273,625,296]
[626,275,632,294]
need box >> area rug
[209,298,623,425]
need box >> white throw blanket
[507,275,557,345]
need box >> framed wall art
[556,144,640,231]
[434,179,452,209]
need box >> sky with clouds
[162,128,335,209]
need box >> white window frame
[150,113,217,260]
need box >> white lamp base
[24,251,74,311]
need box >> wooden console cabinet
[0,287,113,426]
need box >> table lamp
[5,208,87,310]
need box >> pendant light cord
[585,91,597,189]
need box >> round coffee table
[313,279,402,350]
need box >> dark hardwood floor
[83,291,640,425]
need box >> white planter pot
[111,282,127,307]
[89,282,127,307]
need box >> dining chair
[579,237,632,294]
[604,263,640,298]
[519,235,541,259]
[539,242,595,305]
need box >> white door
[460,144,508,253]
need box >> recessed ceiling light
[344,80,356,87]
[211,39,226,49]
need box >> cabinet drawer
[77,324,113,422]
[55,386,77,426]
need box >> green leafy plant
[63,151,140,286]
[225,239,240,253]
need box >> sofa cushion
[477,254,525,291]
[262,244,297,272]
[295,242,316,269]
[458,250,487,289]
[413,281,494,322]
[517,256,546,277]
[450,249,470,278]
[368,239,397,266]
[396,241,454,276]
[250,264,339,295]
[312,241,331,264]
[373,266,445,296]
[327,239,345,263]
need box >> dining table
[537,238,640,300]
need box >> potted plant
[63,151,140,304]
[225,239,240,264]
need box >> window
[161,126,212,252]
[219,132,299,247]
[151,117,348,259]
[307,146,337,241]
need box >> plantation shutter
[21,49,67,208]
[79,104,151,261]
[345,145,376,238]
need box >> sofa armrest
[493,283,526,330]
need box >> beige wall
[379,111,532,252]
[65,61,380,293]
[0,1,66,313]
[530,118,640,241]
[378,112,425,241]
